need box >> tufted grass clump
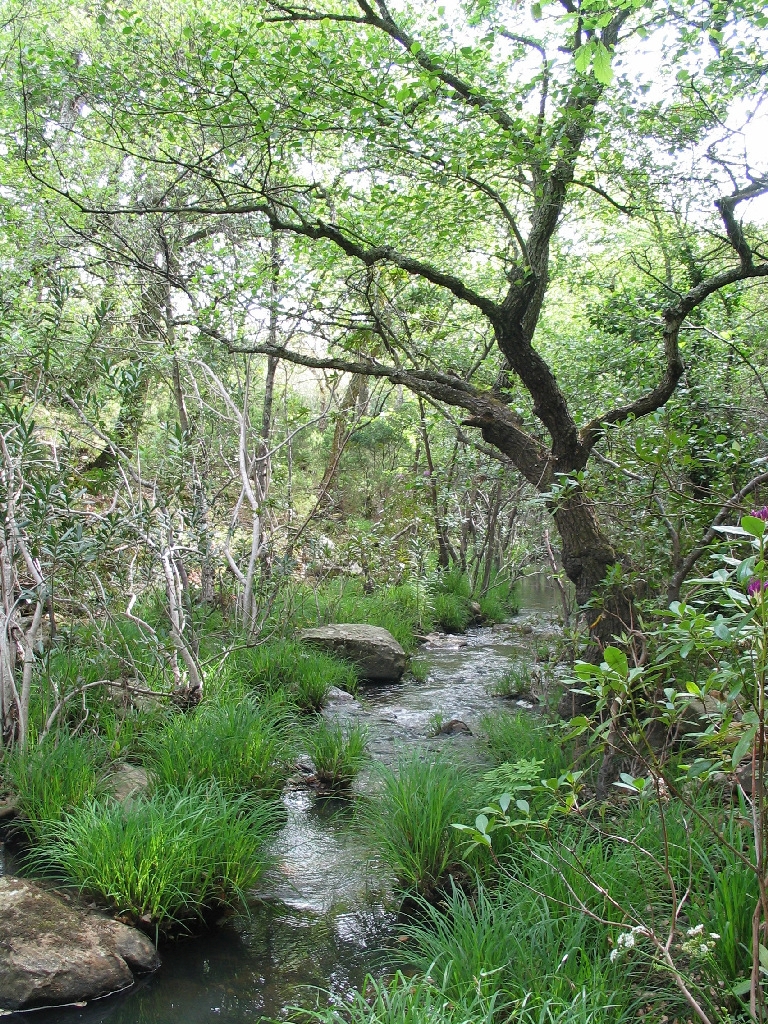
[1,733,106,840]
[431,593,472,633]
[29,782,280,932]
[294,971,500,1024]
[305,720,369,789]
[489,663,531,698]
[144,693,297,798]
[431,566,473,633]
[241,639,358,711]
[480,710,569,779]
[399,881,621,1013]
[364,751,476,898]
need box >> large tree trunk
[553,486,635,646]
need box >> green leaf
[742,515,766,539]
[713,618,731,641]
[602,646,628,677]
[732,725,757,768]
[592,42,614,85]
[515,798,530,814]
[686,759,713,778]
[737,556,757,582]
[574,43,593,73]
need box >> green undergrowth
[143,692,298,798]
[489,662,532,698]
[285,579,429,652]
[363,751,479,898]
[304,719,370,789]
[0,733,107,840]
[480,709,571,778]
[282,567,518,651]
[351,706,757,1023]
[219,638,358,710]
[27,781,281,932]
[397,882,628,1022]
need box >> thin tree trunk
[418,397,456,568]
[316,374,368,504]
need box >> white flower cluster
[681,923,720,958]
[609,925,649,962]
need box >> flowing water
[3,577,562,1024]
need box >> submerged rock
[299,624,406,681]
[0,876,160,1012]
[435,718,472,736]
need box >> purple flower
[750,507,768,521]
[747,578,768,598]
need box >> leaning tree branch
[233,341,550,484]
[49,182,503,323]
[264,209,502,320]
[571,177,637,215]
[580,261,768,455]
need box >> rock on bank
[299,623,406,681]
[0,875,160,1011]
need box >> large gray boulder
[0,876,160,1011]
[300,623,406,681]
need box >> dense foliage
[0,0,766,1019]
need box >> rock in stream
[0,875,160,1012]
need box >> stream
[3,576,562,1024]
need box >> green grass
[431,592,472,633]
[293,971,501,1024]
[480,710,570,778]
[489,663,532,698]
[29,782,281,932]
[222,639,358,710]
[1,733,106,840]
[688,808,759,984]
[144,692,297,798]
[431,566,473,633]
[400,880,626,1017]
[478,588,519,623]
[363,751,477,897]
[310,579,430,652]
[304,720,369,788]
[276,577,433,652]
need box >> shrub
[305,720,369,789]
[144,693,296,798]
[1,733,105,839]
[364,751,475,897]
[29,782,280,931]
